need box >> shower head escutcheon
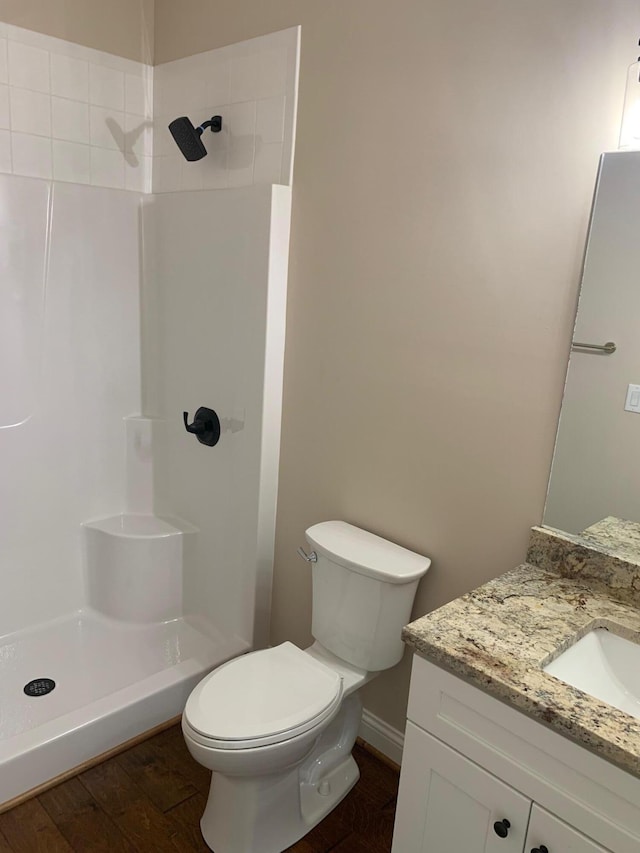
[168,115,222,161]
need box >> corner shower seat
[84,513,196,623]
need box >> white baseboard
[358,708,404,767]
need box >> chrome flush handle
[297,547,318,563]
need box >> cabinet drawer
[406,655,640,853]
[525,804,612,853]
[392,723,531,853]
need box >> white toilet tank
[304,521,430,672]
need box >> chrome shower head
[168,115,222,161]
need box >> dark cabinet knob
[493,819,511,838]
[531,847,549,853]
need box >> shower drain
[23,678,56,697]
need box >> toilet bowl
[182,520,430,853]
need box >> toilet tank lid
[305,521,430,584]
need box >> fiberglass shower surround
[0,22,299,806]
[0,175,291,808]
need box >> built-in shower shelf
[83,514,198,624]
[84,513,196,538]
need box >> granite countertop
[403,523,640,777]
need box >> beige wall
[0,0,154,63]
[159,0,638,732]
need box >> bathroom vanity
[392,523,640,853]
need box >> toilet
[182,520,430,853]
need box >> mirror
[544,151,640,540]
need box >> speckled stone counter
[527,522,640,603]
[582,517,640,563]
[403,526,640,777]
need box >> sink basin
[543,627,640,719]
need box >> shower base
[0,608,248,807]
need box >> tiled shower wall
[0,23,298,193]
[0,24,152,191]
[152,27,299,192]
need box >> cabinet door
[392,723,531,853]
[524,805,612,853]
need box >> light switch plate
[624,384,640,413]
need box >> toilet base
[200,754,359,853]
[199,695,363,853]
[300,753,360,827]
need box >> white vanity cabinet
[391,656,640,853]
[392,724,531,852]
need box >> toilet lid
[184,642,343,749]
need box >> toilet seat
[183,642,343,750]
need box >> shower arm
[196,116,222,135]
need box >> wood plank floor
[0,726,399,852]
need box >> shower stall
[0,20,299,806]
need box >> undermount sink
[543,627,640,720]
